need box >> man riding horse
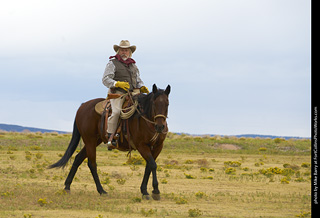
[102,40,149,149]
[49,40,170,199]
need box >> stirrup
[107,133,117,150]
[107,142,116,150]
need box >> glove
[140,86,149,94]
[115,81,130,91]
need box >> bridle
[153,114,167,122]
[138,105,167,127]
[126,91,168,143]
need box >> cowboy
[102,40,149,149]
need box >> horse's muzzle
[155,124,165,133]
[153,114,167,133]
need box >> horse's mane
[137,89,166,119]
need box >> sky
[0,0,311,137]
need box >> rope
[110,92,137,120]
[150,132,159,143]
[120,100,138,119]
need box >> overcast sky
[0,0,311,137]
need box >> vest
[111,59,138,92]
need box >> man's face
[118,48,130,60]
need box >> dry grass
[0,132,311,217]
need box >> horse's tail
[48,119,81,169]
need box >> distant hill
[232,134,309,140]
[173,133,310,140]
[0,123,309,139]
[0,123,68,134]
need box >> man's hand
[140,86,149,94]
[115,81,130,91]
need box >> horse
[48,84,170,200]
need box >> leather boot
[107,133,117,150]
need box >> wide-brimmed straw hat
[113,40,136,53]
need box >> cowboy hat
[113,40,136,53]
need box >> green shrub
[1,191,14,197]
[140,208,157,217]
[184,173,196,179]
[195,191,207,199]
[274,138,285,143]
[295,177,306,182]
[225,168,236,175]
[161,179,168,184]
[116,178,126,185]
[281,177,290,184]
[295,211,311,217]
[37,198,48,207]
[126,155,145,165]
[282,168,295,177]
[185,159,194,164]
[35,153,43,159]
[224,161,241,167]
[188,208,202,217]
[132,197,142,203]
[101,176,111,184]
[301,163,311,168]
[175,197,188,204]
[200,167,207,172]
[260,167,283,175]
[259,147,267,151]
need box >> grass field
[0,131,311,218]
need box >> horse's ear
[152,84,158,93]
[165,85,171,96]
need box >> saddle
[95,91,139,151]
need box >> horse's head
[152,84,170,133]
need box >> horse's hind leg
[64,147,87,192]
[87,159,107,195]
[86,143,107,195]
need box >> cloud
[0,0,311,137]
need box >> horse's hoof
[100,190,108,196]
[64,189,71,194]
[142,194,151,200]
[152,193,161,201]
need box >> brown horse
[49,84,170,200]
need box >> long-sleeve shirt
[102,60,144,89]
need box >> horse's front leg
[140,156,160,200]
[150,143,164,201]
[138,141,163,200]
[150,158,160,200]
[141,162,152,199]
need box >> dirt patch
[216,144,241,150]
